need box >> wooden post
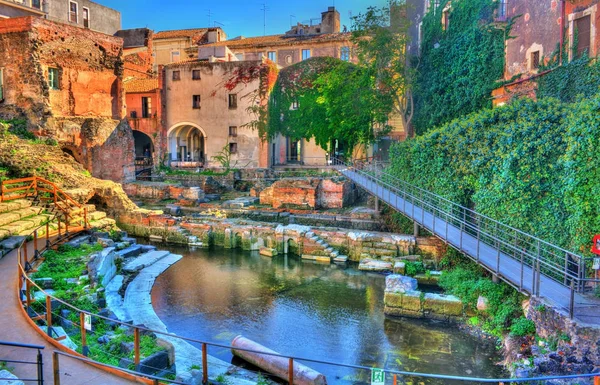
[23,241,28,266]
[25,279,31,308]
[46,221,50,247]
[393,374,397,385]
[288,358,294,384]
[84,207,88,229]
[53,351,60,385]
[594,376,600,385]
[65,214,69,235]
[134,327,140,366]
[202,343,208,384]
[33,230,38,256]
[79,313,87,354]
[57,217,61,238]
[46,295,52,336]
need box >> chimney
[321,6,340,34]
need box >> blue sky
[99,0,388,37]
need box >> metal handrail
[0,341,44,385]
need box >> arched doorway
[133,131,154,167]
[167,123,206,167]
[61,145,84,164]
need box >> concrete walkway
[0,243,137,385]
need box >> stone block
[0,369,24,384]
[138,350,170,375]
[393,261,406,275]
[423,293,463,316]
[259,247,277,257]
[477,296,489,312]
[383,292,404,308]
[358,258,393,272]
[400,291,423,312]
[385,274,418,293]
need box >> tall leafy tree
[351,0,415,137]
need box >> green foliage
[404,261,425,276]
[256,374,269,385]
[537,56,600,103]
[439,266,525,336]
[413,0,510,133]
[388,94,600,254]
[509,317,536,337]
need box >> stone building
[0,0,121,35]
[0,16,134,182]
[116,28,155,79]
[152,27,227,72]
[162,60,275,169]
[124,78,163,172]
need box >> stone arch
[61,144,84,165]
[167,123,207,163]
[287,238,299,256]
[133,130,155,158]
[234,232,243,249]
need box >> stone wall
[259,178,357,209]
[123,182,204,206]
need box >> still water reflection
[151,246,507,384]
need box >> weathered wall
[259,178,356,209]
[0,16,125,128]
[566,1,600,59]
[163,60,266,168]
[46,0,121,35]
[0,3,44,18]
[505,0,562,79]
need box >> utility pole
[206,9,212,27]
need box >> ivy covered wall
[412,0,510,134]
[388,95,600,254]
[537,56,600,103]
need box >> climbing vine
[413,0,511,134]
[537,55,600,103]
[388,95,600,254]
[267,57,392,153]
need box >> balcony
[0,0,46,14]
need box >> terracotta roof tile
[153,28,208,40]
[202,32,351,49]
[124,78,159,93]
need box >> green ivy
[537,55,600,103]
[389,94,600,254]
[413,0,510,134]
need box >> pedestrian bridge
[334,160,600,324]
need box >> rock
[117,245,143,258]
[204,193,221,201]
[359,258,393,272]
[259,247,277,257]
[222,197,259,209]
[97,238,115,248]
[477,296,489,312]
[119,341,134,355]
[138,350,170,375]
[165,204,182,215]
[0,236,26,251]
[65,278,78,285]
[0,370,24,384]
[393,261,406,275]
[40,326,77,350]
[119,358,134,370]
[34,277,54,289]
[97,335,111,345]
[385,274,418,293]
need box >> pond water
[151,246,507,384]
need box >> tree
[351,0,415,137]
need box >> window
[340,46,350,61]
[193,95,201,109]
[228,94,237,109]
[171,51,180,63]
[531,51,540,70]
[0,68,3,101]
[267,51,277,62]
[48,68,59,90]
[32,0,41,9]
[229,143,238,154]
[172,71,181,81]
[192,70,201,80]
[235,53,244,61]
[302,49,311,60]
[575,15,591,58]
[291,100,299,110]
[285,55,293,64]
[83,7,90,28]
[442,10,450,31]
[496,0,508,21]
[69,1,78,23]
[141,97,152,118]
[229,126,238,137]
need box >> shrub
[510,317,536,337]
[405,261,425,276]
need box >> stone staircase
[302,231,348,263]
[0,195,116,256]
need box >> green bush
[405,261,425,276]
[509,317,536,337]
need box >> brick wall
[259,178,356,209]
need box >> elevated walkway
[335,161,600,324]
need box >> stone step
[0,207,42,227]
[330,251,339,258]
[325,247,334,253]
[334,255,348,263]
[305,231,314,238]
[0,199,32,214]
[123,250,171,274]
[1,214,51,236]
[117,245,144,259]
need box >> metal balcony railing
[0,341,44,385]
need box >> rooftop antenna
[290,14,296,27]
[206,9,212,27]
[260,3,270,35]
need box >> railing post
[288,358,294,384]
[46,295,52,337]
[65,211,69,236]
[532,257,537,297]
[80,313,88,357]
[202,342,208,384]
[134,327,140,367]
[476,225,480,261]
[520,252,524,291]
[46,222,50,248]
[26,278,31,309]
[536,259,541,296]
[57,217,61,239]
[33,230,38,256]
[564,252,569,286]
[84,207,88,229]
[23,241,28,268]
[37,348,44,385]
[53,352,60,385]
[569,282,575,319]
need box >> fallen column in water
[231,335,327,385]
